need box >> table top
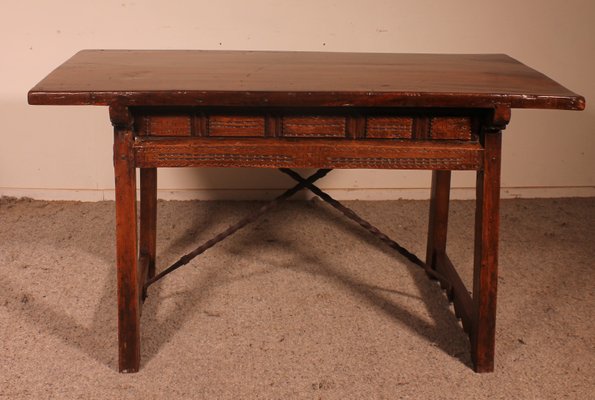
[28,50,584,110]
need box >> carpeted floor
[0,197,593,399]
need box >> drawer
[281,116,346,138]
[365,117,413,139]
[430,117,473,140]
[137,114,192,136]
[208,115,265,137]
[133,108,479,141]
[136,112,266,137]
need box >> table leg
[140,168,157,285]
[426,170,451,282]
[471,131,502,372]
[114,128,141,373]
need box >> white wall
[1,0,593,201]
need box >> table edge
[27,90,585,111]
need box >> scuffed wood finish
[426,170,451,275]
[28,50,585,374]
[425,171,476,336]
[139,115,192,137]
[472,130,503,373]
[366,117,413,139]
[281,116,346,137]
[437,253,473,333]
[208,115,265,137]
[112,118,141,373]
[29,51,584,110]
[133,137,484,170]
[430,117,473,140]
[140,168,157,282]
[133,108,480,141]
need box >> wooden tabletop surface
[28,50,584,110]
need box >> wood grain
[28,51,586,375]
[426,170,451,275]
[139,115,192,136]
[140,168,157,282]
[133,109,484,140]
[133,137,483,170]
[437,253,473,334]
[28,50,584,110]
[366,117,413,139]
[281,116,346,137]
[430,117,472,140]
[208,115,265,137]
[113,126,141,373]
[471,130,502,373]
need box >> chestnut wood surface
[28,50,584,110]
[27,50,585,374]
[113,126,141,373]
[133,137,484,170]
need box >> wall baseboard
[1,186,594,202]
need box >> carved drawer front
[207,115,265,137]
[365,117,413,139]
[135,109,477,141]
[281,116,346,138]
[139,115,192,136]
[429,117,473,140]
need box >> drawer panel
[282,116,346,137]
[366,117,413,139]
[134,137,484,171]
[430,117,473,140]
[140,115,192,136]
[133,108,480,141]
[208,115,265,137]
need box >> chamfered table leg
[114,127,141,373]
[426,170,452,279]
[471,131,502,372]
[140,168,157,282]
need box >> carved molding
[484,105,511,133]
[328,156,480,170]
[430,117,472,140]
[366,117,413,138]
[109,105,134,130]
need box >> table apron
[133,137,484,170]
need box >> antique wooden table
[28,50,584,373]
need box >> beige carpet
[0,197,593,399]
